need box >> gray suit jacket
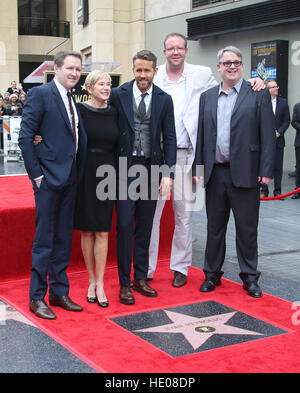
[193,79,276,188]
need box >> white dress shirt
[133,81,153,111]
[53,78,79,152]
[160,66,191,148]
[272,97,277,115]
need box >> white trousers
[148,148,196,278]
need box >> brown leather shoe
[49,295,83,312]
[172,271,187,288]
[132,279,158,297]
[29,299,56,320]
[119,286,135,305]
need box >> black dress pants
[30,163,77,300]
[116,157,158,287]
[261,146,284,196]
[204,164,261,282]
[295,146,300,189]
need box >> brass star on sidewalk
[134,310,263,350]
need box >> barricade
[260,187,300,200]
[0,115,23,162]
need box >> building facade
[0,0,144,94]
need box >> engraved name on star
[134,310,263,350]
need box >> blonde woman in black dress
[74,71,119,307]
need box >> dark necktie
[136,93,148,157]
[67,91,77,160]
[138,92,147,119]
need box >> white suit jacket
[154,62,217,168]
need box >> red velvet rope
[260,187,300,200]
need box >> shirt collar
[54,77,69,96]
[218,78,243,96]
[163,62,187,82]
[133,81,153,99]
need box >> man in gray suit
[193,46,276,298]
[148,33,266,288]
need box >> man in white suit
[148,33,265,287]
[148,33,217,287]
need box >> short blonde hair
[85,70,111,89]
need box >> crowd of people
[16,33,300,322]
[0,81,27,117]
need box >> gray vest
[133,96,152,158]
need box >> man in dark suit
[193,46,276,298]
[110,50,177,305]
[19,51,87,319]
[291,102,300,199]
[260,79,290,198]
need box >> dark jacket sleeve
[18,87,45,180]
[161,95,177,178]
[277,98,290,135]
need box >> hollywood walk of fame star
[134,310,263,350]
[0,305,36,328]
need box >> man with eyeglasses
[148,33,265,288]
[260,79,290,199]
[193,46,276,298]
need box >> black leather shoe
[172,271,187,288]
[242,281,262,298]
[49,295,83,311]
[29,299,56,320]
[291,192,300,199]
[274,193,284,200]
[260,193,268,198]
[132,279,158,297]
[200,278,221,292]
[119,286,135,305]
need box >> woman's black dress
[74,103,119,231]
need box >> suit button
[154,152,156,155]
[120,148,124,152]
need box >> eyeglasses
[219,61,243,68]
[268,85,279,89]
[165,47,186,53]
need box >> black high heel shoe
[87,283,97,303]
[96,287,109,308]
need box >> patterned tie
[138,92,147,119]
[67,91,77,160]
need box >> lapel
[151,84,164,140]
[210,86,219,129]
[119,81,135,131]
[50,80,73,134]
[275,97,280,120]
[231,79,250,118]
[184,63,194,113]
